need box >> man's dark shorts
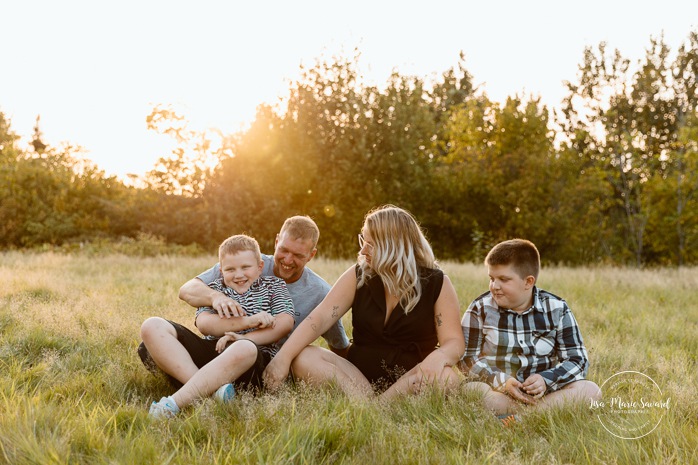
[137,319,271,391]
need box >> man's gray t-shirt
[197,254,350,349]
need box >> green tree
[647,114,698,265]
[144,105,217,198]
[666,31,698,265]
[436,95,581,263]
[562,31,698,265]
[0,111,142,248]
[0,112,22,244]
[202,104,291,252]
[203,51,451,256]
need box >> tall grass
[0,252,696,464]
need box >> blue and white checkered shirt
[460,287,589,392]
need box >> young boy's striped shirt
[196,276,294,356]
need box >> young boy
[148,234,295,419]
[459,239,600,418]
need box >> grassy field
[0,251,696,464]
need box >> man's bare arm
[179,278,219,307]
[179,278,244,317]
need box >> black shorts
[138,319,271,391]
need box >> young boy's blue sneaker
[214,383,236,403]
[149,396,180,419]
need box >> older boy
[459,239,600,417]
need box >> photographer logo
[589,371,670,440]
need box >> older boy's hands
[522,374,546,398]
[211,294,245,318]
[503,377,537,405]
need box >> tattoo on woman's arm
[331,305,339,319]
[435,313,443,327]
[307,315,319,333]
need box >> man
[138,215,350,388]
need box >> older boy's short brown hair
[279,216,320,248]
[219,234,262,262]
[485,239,540,280]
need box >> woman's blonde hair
[357,205,438,313]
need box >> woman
[263,205,465,399]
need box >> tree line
[1,32,696,266]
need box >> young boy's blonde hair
[219,234,262,262]
[485,238,540,280]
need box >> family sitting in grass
[138,206,601,423]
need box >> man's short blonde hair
[279,216,320,248]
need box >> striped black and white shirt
[196,276,294,356]
[460,287,589,392]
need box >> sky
[1,0,697,180]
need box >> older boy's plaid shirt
[460,287,589,392]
